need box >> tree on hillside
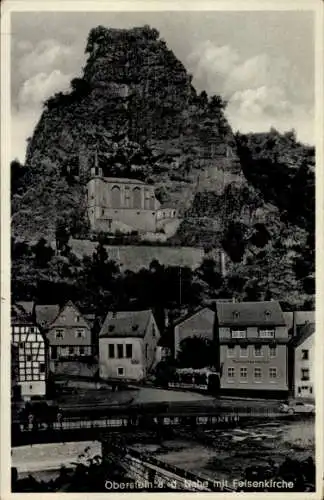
[55,219,70,254]
[221,222,247,262]
[32,238,55,268]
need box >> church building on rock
[87,165,178,235]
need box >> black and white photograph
[1,1,322,496]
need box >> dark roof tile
[99,310,153,339]
[216,301,285,326]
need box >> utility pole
[179,267,182,308]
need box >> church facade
[87,167,178,234]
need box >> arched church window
[144,189,151,210]
[111,185,121,208]
[125,187,131,208]
[149,194,155,210]
[133,187,142,209]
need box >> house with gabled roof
[38,301,93,369]
[99,309,160,381]
[216,300,289,397]
[11,304,47,400]
[173,306,215,357]
[292,322,315,400]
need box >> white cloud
[16,40,34,52]
[11,37,80,162]
[188,41,314,145]
[19,39,73,79]
[13,70,72,162]
[18,70,71,109]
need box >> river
[12,417,314,485]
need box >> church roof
[100,177,146,185]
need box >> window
[29,385,33,390]
[152,325,156,338]
[69,347,74,355]
[76,329,85,339]
[102,209,105,216]
[301,368,310,381]
[40,364,45,373]
[117,344,123,359]
[117,367,125,376]
[259,329,275,339]
[126,344,133,359]
[51,346,57,360]
[55,329,64,339]
[301,349,309,360]
[227,367,235,378]
[240,367,248,380]
[80,347,85,355]
[254,368,262,380]
[310,387,313,394]
[227,346,235,357]
[232,311,240,320]
[269,346,277,357]
[254,345,263,357]
[231,329,247,339]
[240,346,248,357]
[269,367,277,379]
[26,355,32,362]
[264,310,271,319]
[145,344,148,359]
[75,315,80,323]
[108,344,115,358]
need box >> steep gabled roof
[11,303,34,325]
[35,304,60,328]
[49,300,91,329]
[172,307,213,327]
[99,310,153,339]
[16,301,34,316]
[292,322,315,348]
[216,300,285,326]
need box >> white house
[99,310,160,381]
[294,323,314,399]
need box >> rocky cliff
[11,26,315,307]
[12,25,243,242]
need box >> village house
[292,322,315,400]
[216,301,289,398]
[11,304,47,400]
[173,307,215,357]
[99,309,160,381]
[87,164,178,234]
[35,301,93,371]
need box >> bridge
[12,406,298,447]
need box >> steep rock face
[11,26,315,307]
[14,25,242,241]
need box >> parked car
[279,401,315,415]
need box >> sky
[10,10,315,162]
